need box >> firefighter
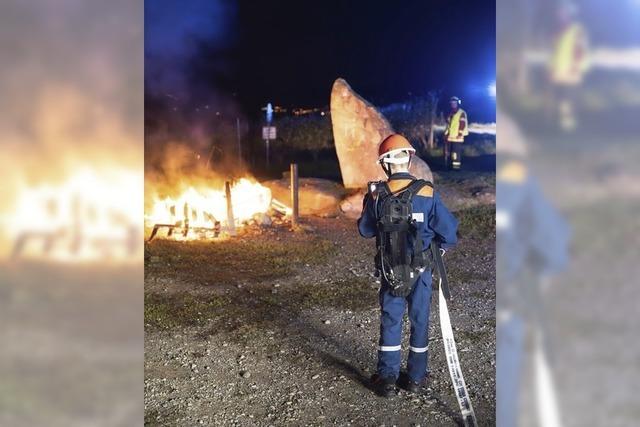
[444,96,469,170]
[358,134,458,397]
[548,2,589,131]
[496,111,570,426]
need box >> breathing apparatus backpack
[369,179,434,297]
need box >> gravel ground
[516,139,640,427]
[144,173,496,426]
[1,265,143,427]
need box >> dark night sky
[146,0,496,118]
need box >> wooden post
[427,91,438,150]
[428,114,435,150]
[236,117,242,162]
[183,202,190,237]
[225,181,237,236]
[290,163,299,226]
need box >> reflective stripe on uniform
[446,109,469,142]
[496,210,511,230]
[497,161,527,183]
[409,345,428,353]
[378,345,401,352]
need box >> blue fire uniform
[357,172,458,383]
[496,159,570,426]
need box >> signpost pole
[266,140,270,167]
[290,163,299,227]
[264,102,274,170]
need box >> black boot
[399,372,427,394]
[405,379,424,394]
[370,373,398,398]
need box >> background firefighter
[357,134,458,397]
[444,96,469,170]
[547,2,589,132]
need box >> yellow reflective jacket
[550,23,589,85]
[445,108,469,142]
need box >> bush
[462,137,496,157]
[276,115,334,152]
[383,99,433,151]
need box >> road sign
[262,126,277,140]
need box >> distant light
[266,102,274,124]
[488,81,496,98]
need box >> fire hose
[432,242,478,427]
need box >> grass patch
[475,173,496,189]
[288,276,377,311]
[146,236,335,286]
[148,276,378,339]
[422,137,496,159]
[463,138,496,157]
[448,267,492,284]
[455,205,495,239]
[144,292,230,330]
[567,200,640,252]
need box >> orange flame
[146,178,272,240]
[4,168,143,262]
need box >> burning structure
[144,144,293,241]
[145,178,282,240]
[1,86,144,263]
[145,178,289,240]
[7,168,142,262]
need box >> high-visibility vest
[550,23,589,85]
[445,108,468,142]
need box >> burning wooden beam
[147,222,222,241]
[225,180,237,236]
[271,198,292,216]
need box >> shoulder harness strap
[377,182,392,199]
[404,180,434,270]
[400,179,433,202]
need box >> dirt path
[144,174,496,426]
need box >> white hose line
[534,328,563,427]
[439,278,478,427]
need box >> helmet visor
[378,148,415,164]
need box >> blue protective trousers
[496,314,525,427]
[376,272,432,382]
